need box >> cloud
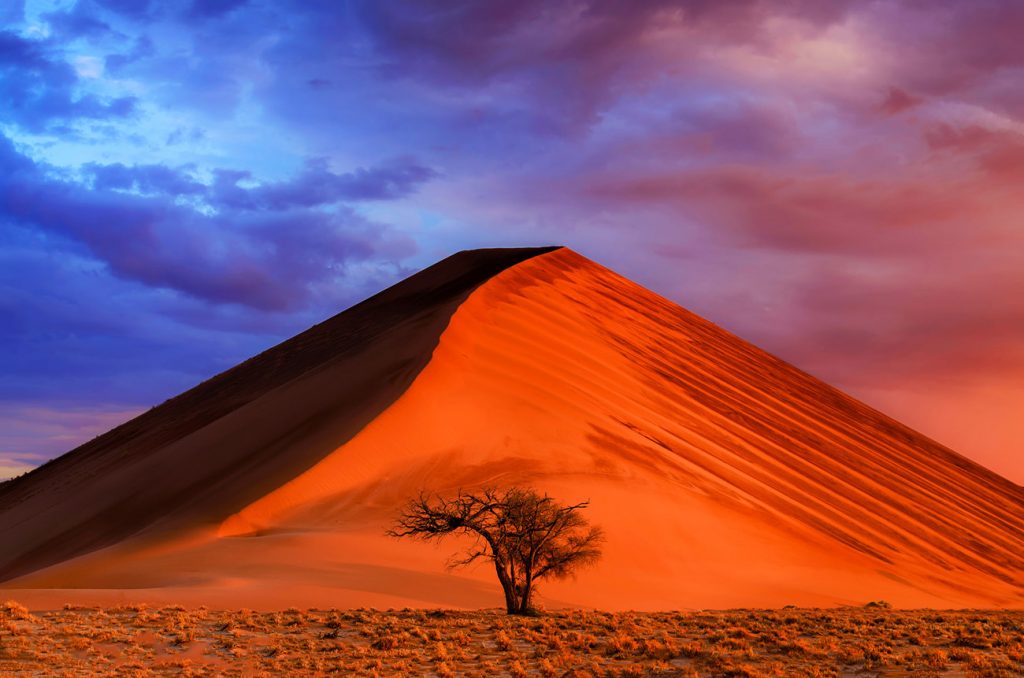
[582,165,970,256]
[0,1,23,24]
[859,1,1024,117]
[93,0,156,20]
[781,252,1024,384]
[77,154,437,209]
[0,221,302,409]
[85,162,207,196]
[0,453,37,481]
[186,0,250,19]
[41,2,116,40]
[210,157,438,210]
[343,0,869,135]
[925,122,1024,181]
[0,405,141,473]
[0,30,137,132]
[0,134,418,311]
[164,125,205,145]
[880,86,921,115]
[104,35,155,73]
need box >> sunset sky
[1,0,1021,483]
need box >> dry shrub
[371,633,398,651]
[538,657,559,677]
[955,633,994,649]
[1,617,25,637]
[508,659,529,678]
[66,635,91,651]
[606,631,639,657]
[836,645,864,664]
[949,646,978,662]
[680,640,705,658]
[3,605,1023,677]
[924,649,948,668]
[568,630,599,651]
[1,601,32,620]
[721,636,755,652]
[495,629,514,652]
[640,636,674,659]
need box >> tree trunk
[495,560,518,614]
[517,583,532,615]
[503,586,517,614]
[517,565,534,615]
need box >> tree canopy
[388,487,604,615]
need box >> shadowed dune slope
[2,247,1023,610]
[0,246,556,584]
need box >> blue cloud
[210,157,438,210]
[85,161,206,195]
[0,30,136,131]
[0,134,419,310]
[186,0,250,19]
[0,1,24,24]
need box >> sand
[2,247,1022,610]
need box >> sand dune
[1,247,1022,610]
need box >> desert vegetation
[389,487,604,614]
[2,601,1023,676]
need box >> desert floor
[2,601,1022,676]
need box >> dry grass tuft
[0,602,1022,676]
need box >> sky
[1,0,1021,483]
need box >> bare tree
[388,487,604,615]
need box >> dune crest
[2,247,1022,610]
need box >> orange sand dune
[2,247,1022,610]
